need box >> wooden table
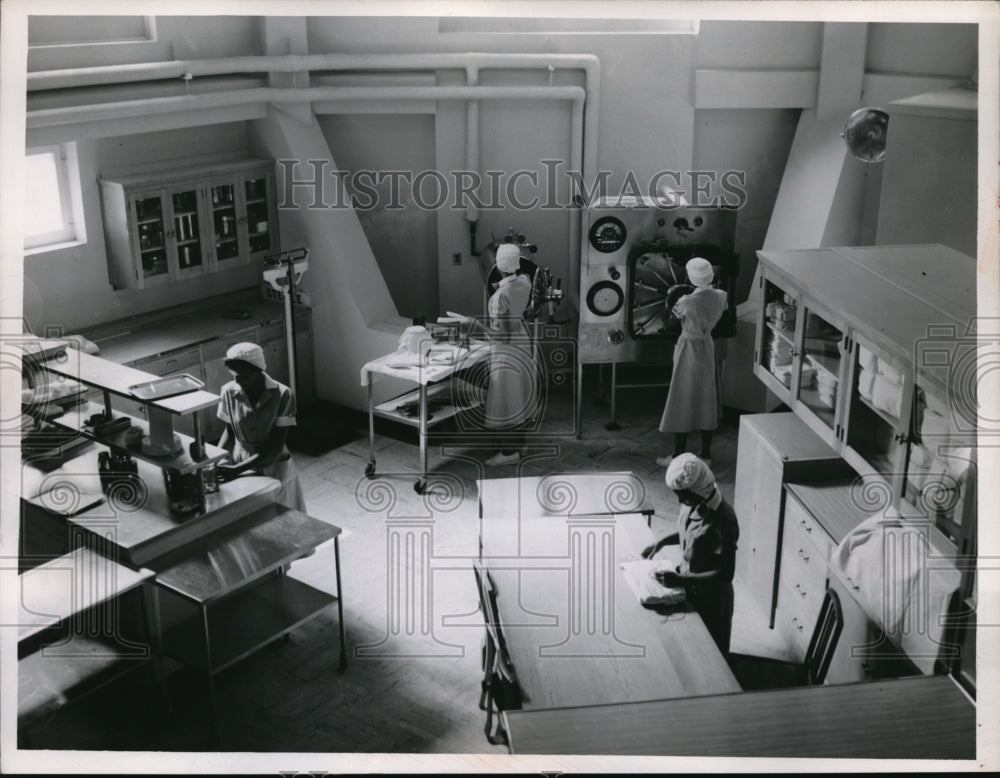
[481,511,739,710]
[478,472,654,524]
[502,673,976,759]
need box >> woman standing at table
[642,454,739,655]
[215,342,307,512]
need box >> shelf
[804,351,841,378]
[173,210,197,217]
[854,391,901,429]
[40,349,219,416]
[245,198,266,205]
[213,204,236,212]
[161,574,336,674]
[140,246,165,254]
[137,218,162,225]
[18,635,150,726]
[49,400,227,474]
[765,321,796,346]
[176,238,201,247]
[373,383,483,429]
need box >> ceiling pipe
[28,50,599,315]
[28,50,600,214]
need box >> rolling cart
[361,343,490,494]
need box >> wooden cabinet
[755,245,977,552]
[774,491,835,661]
[99,158,279,290]
[824,569,920,685]
[733,413,850,627]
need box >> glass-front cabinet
[841,334,911,483]
[133,192,169,286]
[795,304,844,444]
[757,277,801,398]
[100,158,279,290]
[903,382,977,550]
[755,276,845,447]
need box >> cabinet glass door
[759,279,800,398]
[844,336,907,479]
[134,193,169,283]
[170,187,205,274]
[796,307,843,434]
[244,175,273,255]
[209,182,240,263]
[904,384,976,545]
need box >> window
[24,143,85,251]
[28,16,155,47]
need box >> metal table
[361,343,490,493]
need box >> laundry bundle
[815,364,839,408]
[871,373,904,419]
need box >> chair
[472,560,522,745]
[729,587,843,691]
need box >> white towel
[871,374,904,419]
[857,367,875,400]
[875,358,903,386]
[858,344,876,373]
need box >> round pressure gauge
[588,217,628,253]
[586,281,625,317]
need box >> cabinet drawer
[783,492,831,552]
[778,542,827,617]
[200,327,259,362]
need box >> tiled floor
[20,373,790,753]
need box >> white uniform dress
[659,287,728,433]
[484,274,537,429]
[217,372,307,511]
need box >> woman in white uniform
[459,244,538,467]
[215,342,307,511]
[657,257,727,467]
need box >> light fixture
[842,107,889,163]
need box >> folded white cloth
[871,374,904,418]
[875,358,903,386]
[857,366,875,400]
[857,344,875,373]
[620,556,686,608]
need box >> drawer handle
[794,583,807,598]
[799,519,812,533]
[792,617,804,632]
[797,548,810,562]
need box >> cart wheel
[414,479,427,495]
[365,460,376,478]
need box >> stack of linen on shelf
[857,344,904,420]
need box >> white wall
[23,122,261,334]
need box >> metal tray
[128,373,204,401]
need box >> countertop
[784,478,872,546]
[80,289,297,365]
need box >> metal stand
[263,248,309,398]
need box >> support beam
[816,23,868,121]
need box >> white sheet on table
[620,547,686,608]
[831,509,961,675]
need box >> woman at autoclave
[456,243,538,467]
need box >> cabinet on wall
[99,158,279,290]
[733,413,851,627]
